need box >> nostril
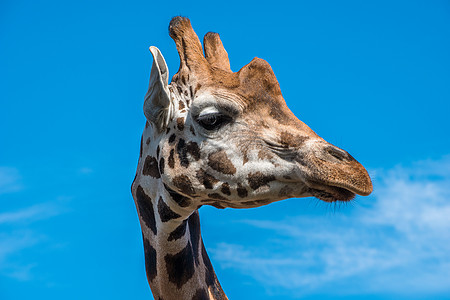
[325,146,351,162]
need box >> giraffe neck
[134,178,227,300]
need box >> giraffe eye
[196,113,232,130]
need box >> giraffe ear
[144,46,172,130]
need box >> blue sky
[1,0,450,299]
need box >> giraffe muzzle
[296,141,373,202]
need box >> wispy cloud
[0,202,67,281]
[0,167,23,194]
[0,231,41,264]
[0,230,42,281]
[211,156,450,296]
[0,203,64,224]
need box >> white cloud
[0,166,70,283]
[0,203,64,224]
[0,231,41,264]
[0,167,23,194]
[0,230,42,281]
[210,156,450,296]
[0,202,67,281]
[7,263,37,281]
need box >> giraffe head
[143,17,372,210]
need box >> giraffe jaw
[308,184,356,203]
[305,177,372,203]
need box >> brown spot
[194,83,202,95]
[257,149,272,160]
[158,196,181,222]
[180,109,186,113]
[135,186,157,235]
[173,175,195,196]
[187,142,201,160]
[159,157,165,175]
[242,152,249,165]
[168,149,175,168]
[139,136,143,158]
[165,242,194,288]
[181,75,187,85]
[221,183,231,195]
[164,184,191,207]
[143,238,157,282]
[208,193,227,200]
[179,100,185,111]
[268,105,289,123]
[168,220,187,241]
[146,137,151,145]
[166,127,171,134]
[168,133,176,144]
[176,85,183,95]
[177,118,185,131]
[189,86,194,99]
[247,172,275,190]
[156,146,160,158]
[143,156,160,178]
[237,183,248,198]
[208,150,236,175]
[279,131,308,148]
[196,169,218,189]
[177,139,200,167]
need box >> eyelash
[196,113,232,130]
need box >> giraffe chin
[308,186,356,203]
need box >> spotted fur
[168,220,187,241]
[207,151,236,175]
[164,242,195,288]
[192,288,208,300]
[196,169,218,190]
[132,16,372,300]
[144,238,157,281]
[164,184,192,207]
[247,172,276,190]
[158,197,181,222]
[135,186,157,235]
[172,175,196,197]
[143,156,161,178]
[220,183,231,196]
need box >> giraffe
[131,17,373,300]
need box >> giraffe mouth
[306,181,356,202]
[308,186,355,202]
